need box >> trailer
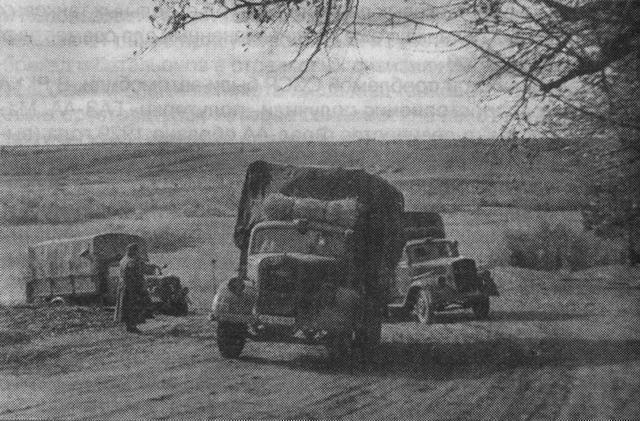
[25,233,189,314]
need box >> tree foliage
[149,0,639,127]
[149,0,639,259]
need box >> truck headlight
[228,276,245,295]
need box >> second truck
[389,211,499,324]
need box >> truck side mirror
[79,249,92,260]
[438,276,447,287]
[344,229,354,245]
[295,218,309,234]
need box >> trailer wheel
[49,296,68,307]
[472,296,490,320]
[173,299,189,316]
[414,289,434,324]
[217,322,246,359]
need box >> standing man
[114,243,151,333]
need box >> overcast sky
[0,0,504,144]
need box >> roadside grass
[0,177,239,226]
[444,207,585,267]
[0,190,135,225]
[493,221,626,271]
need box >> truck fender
[404,279,437,308]
[211,283,256,319]
[479,270,499,296]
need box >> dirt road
[1,267,639,419]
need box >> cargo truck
[211,161,404,359]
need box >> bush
[0,191,134,225]
[504,221,626,271]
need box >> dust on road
[1,267,639,419]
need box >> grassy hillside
[0,139,585,225]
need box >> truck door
[394,248,411,300]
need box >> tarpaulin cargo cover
[26,233,147,304]
[234,160,405,293]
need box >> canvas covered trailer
[26,233,146,305]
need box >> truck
[25,233,189,315]
[211,161,405,359]
[389,211,499,323]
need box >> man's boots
[126,325,142,334]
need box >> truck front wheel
[414,289,435,324]
[217,322,246,359]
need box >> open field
[0,141,637,418]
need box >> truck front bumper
[211,285,363,343]
[212,311,295,327]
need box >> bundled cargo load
[262,193,361,228]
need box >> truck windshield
[250,227,345,258]
[409,242,453,263]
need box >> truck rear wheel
[414,289,434,324]
[472,297,490,320]
[354,301,383,364]
[217,322,246,359]
[49,296,68,307]
[325,330,354,362]
[357,317,381,359]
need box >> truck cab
[212,219,364,359]
[244,219,352,321]
[392,237,459,298]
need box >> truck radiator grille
[452,259,480,292]
[256,262,297,316]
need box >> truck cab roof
[404,237,456,248]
